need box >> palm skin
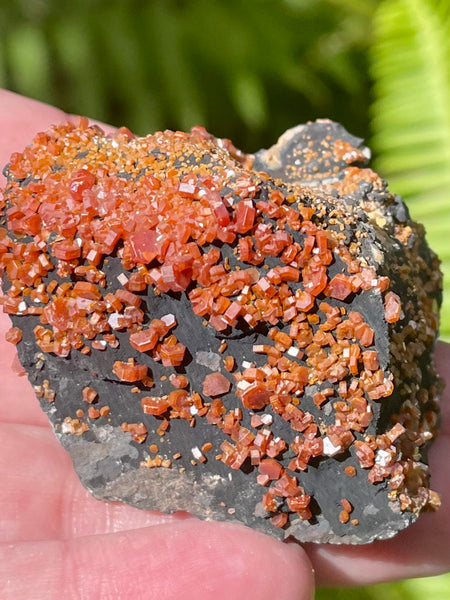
[0,89,448,599]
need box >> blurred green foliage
[1,0,449,597]
[0,0,375,146]
[317,573,450,600]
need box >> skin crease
[0,89,448,599]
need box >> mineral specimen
[0,118,442,544]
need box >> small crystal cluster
[0,119,442,542]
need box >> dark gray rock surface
[1,120,441,544]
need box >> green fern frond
[370,0,450,339]
[371,0,450,205]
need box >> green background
[1,0,449,597]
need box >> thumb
[1,519,314,600]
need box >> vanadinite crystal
[0,118,442,544]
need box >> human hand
[0,89,448,599]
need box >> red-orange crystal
[5,326,22,345]
[113,360,148,382]
[203,372,231,397]
[384,291,402,323]
[142,396,171,416]
[129,329,159,353]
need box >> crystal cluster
[0,119,442,543]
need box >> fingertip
[2,518,315,600]
[195,520,315,600]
